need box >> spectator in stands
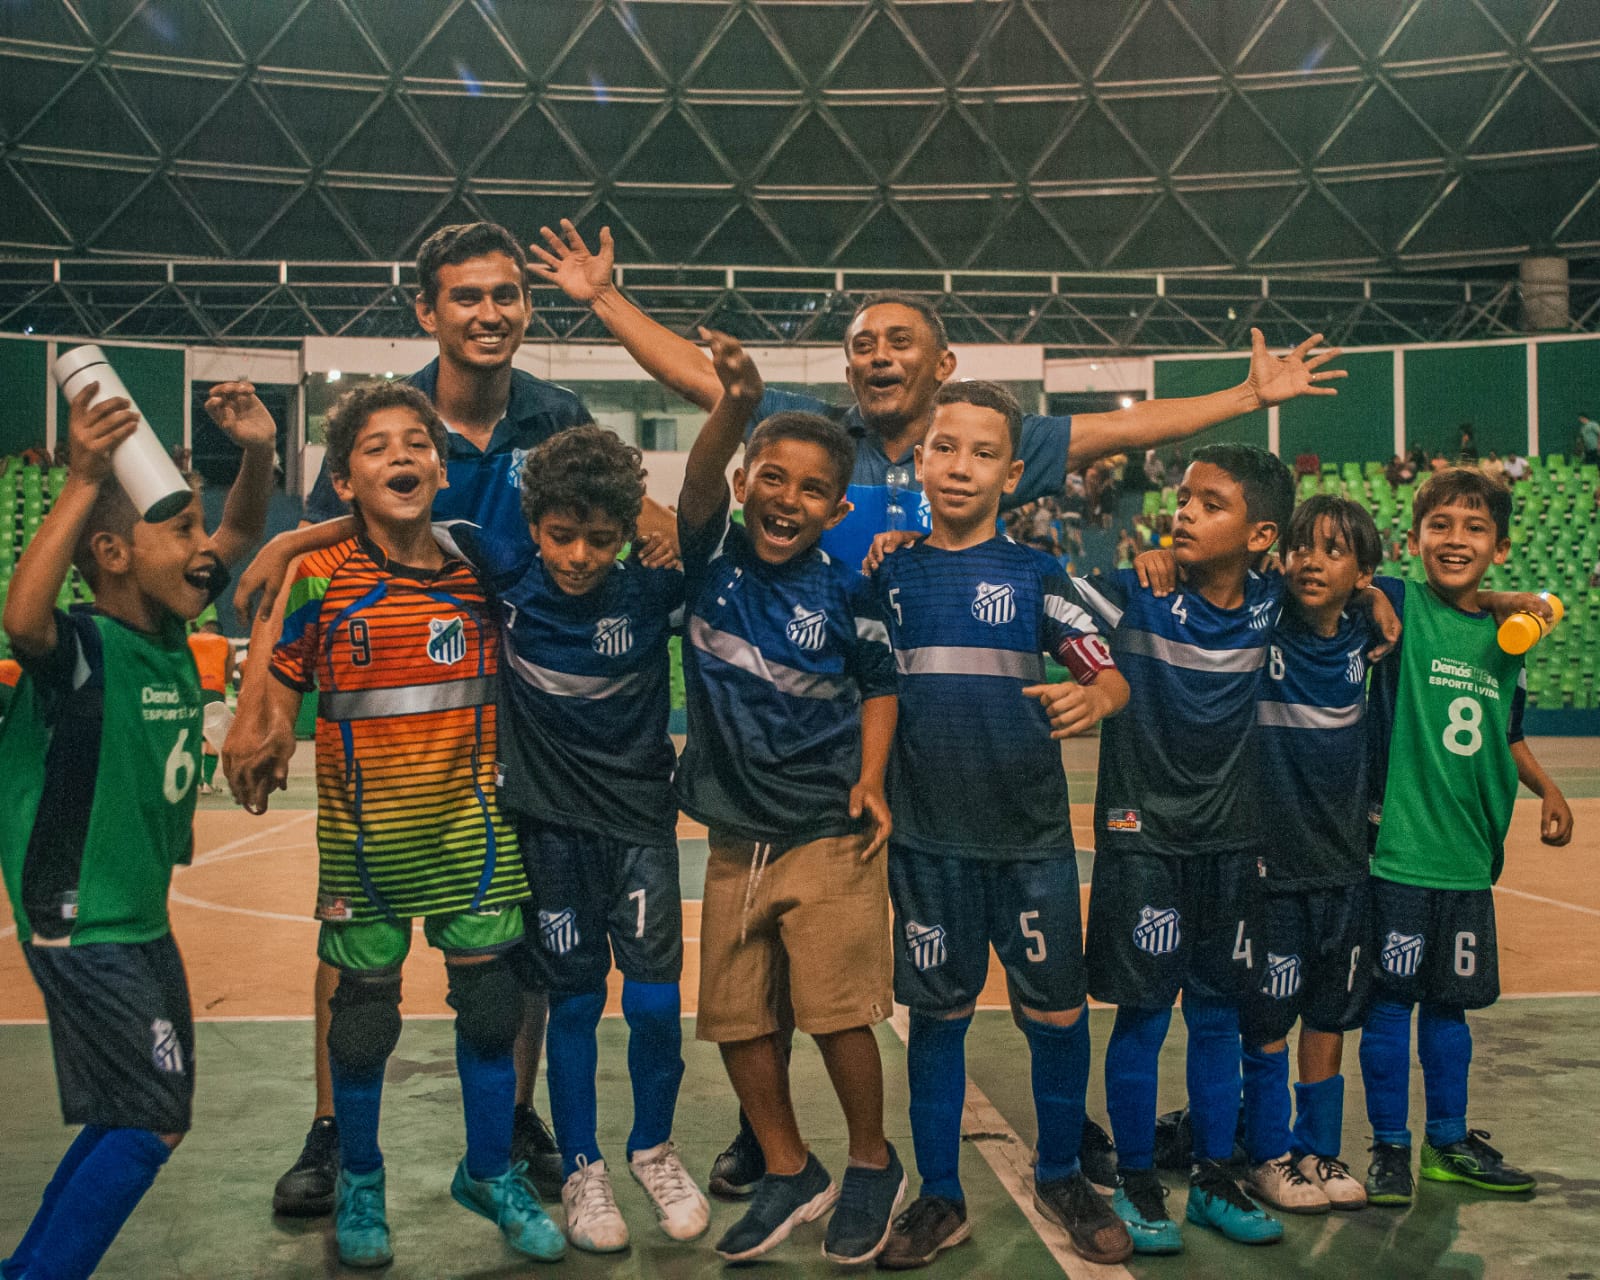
[1132,513,1157,548]
[1384,455,1409,486]
[1430,451,1450,473]
[1115,529,1140,570]
[1083,454,1122,527]
[1407,445,1430,474]
[1152,513,1175,548]
[1141,448,1166,490]
[1482,451,1506,482]
[1293,450,1321,479]
[1579,413,1600,465]
[1504,451,1529,482]
[1457,425,1478,463]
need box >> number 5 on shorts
[1020,911,1046,963]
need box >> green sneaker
[451,1159,567,1261]
[335,1167,393,1269]
[1420,1131,1536,1194]
[1365,1142,1414,1207]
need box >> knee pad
[447,958,522,1057]
[328,971,402,1079]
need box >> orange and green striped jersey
[270,537,524,923]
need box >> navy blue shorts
[1369,877,1498,1010]
[24,933,195,1134]
[514,819,683,993]
[889,844,1086,1015]
[1241,882,1371,1043]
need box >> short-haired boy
[260,381,563,1268]
[678,331,905,1264]
[1359,467,1572,1206]
[871,380,1135,1269]
[0,376,276,1280]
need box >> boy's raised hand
[698,327,764,409]
[67,382,139,483]
[849,780,893,862]
[528,219,615,304]
[1133,547,1179,596]
[204,381,277,451]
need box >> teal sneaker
[1420,1131,1536,1194]
[451,1159,567,1261]
[1185,1160,1283,1245]
[1110,1168,1182,1255]
[335,1167,393,1269]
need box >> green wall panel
[1278,349,1394,464]
[1535,337,1600,459]
[1151,356,1268,450]
[0,338,48,455]
[54,344,186,448]
[1402,343,1527,460]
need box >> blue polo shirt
[304,359,590,547]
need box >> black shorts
[889,845,1086,1015]
[24,933,195,1134]
[514,820,683,993]
[1369,877,1499,1010]
[1086,850,1254,1008]
[1241,882,1371,1043]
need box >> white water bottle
[52,345,192,522]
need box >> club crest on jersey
[539,908,579,957]
[593,615,634,657]
[151,1019,183,1075]
[785,604,828,652]
[915,491,932,529]
[1346,647,1366,684]
[507,447,528,489]
[1262,952,1303,999]
[427,616,467,665]
[1133,906,1180,956]
[905,921,947,972]
[1248,600,1277,631]
[972,581,1016,626]
[1381,930,1423,978]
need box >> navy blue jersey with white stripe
[437,521,684,846]
[677,496,896,848]
[1257,608,1373,889]
[1069,568,1283,858]
[875,537,1106,861]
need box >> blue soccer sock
[906,1010,971,1203]
[3,1126,107,1279]
[24,1128,170,1280]
[1417,1003,1471,1148]
[1021,1010,1090,1184]
[1242,1042,1293,1164]
[331,1062,385,1176]
[1104,1005,1171,1171]
[622,979,685,1158]
[457,1031,516,1181]
[1292,1074,1346,1159]
[546,990,605,1176]
[1359,999,1414,1147]
[1182,996,1241,1164]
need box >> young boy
[187,619,232,794]
[677,330,905,1265]
[0,376,276,1280]
[1359,467,1573,1206]
[870,381,1134,1269]
[259,381,563,1268]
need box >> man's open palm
[1248,328,1347,408]
[528,219,614,304]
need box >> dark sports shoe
[714,1153,838,1262]
[709,1122,766,1199]
[1365,1142,1414,1207]
[1080,1118,1118,1194]
[511,1104,565,1201]
[1185,1159,1282,1245]
[1421,1131,1536,1194]
[877,1195,970,1270]
[273,1117,340,1217]
[1155,1106,1250,1170]
[1036,1171,1135,1264]
[823,1144,906,1264]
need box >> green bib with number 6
[1372,580,1522,890]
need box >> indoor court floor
[2,738,1595,1279]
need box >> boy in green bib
[0,375,276,1280]
[1360,467,1573,1207]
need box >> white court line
[187,810,316,867]
[886,1006,1134,1280]
[1493,884,1600,920]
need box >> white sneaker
[561,1157,629,1252]
[629,1140,710,1242]
[1247,1154,1331,1214]
[1295,1152,1368,1210]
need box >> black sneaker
[1036,1171,1135,1264]
[1366,1142,1415,1207]
[714,1153,838,1262]
[877,1195,970,1270]
[273,1117,340,1217]
[1153,1107,1192,1172]
[1080,1118,1118,1194]
[709,1121,766,1199]
[1421,1130,1536,1194]
[823,1144,906,1264]
[511,1104,564,1201]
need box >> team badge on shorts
[593,616,634,657]
[1381,930,1424,978]
[539,908,580,957]
[1262,952,1303,999]
[1133,905,1180,956]
[972,581,1016,626]
[785,604,828,652]
[905,921,947,972]
[427,616,467,665]
[151,1019,184,1075]
[1106,809,1141,832]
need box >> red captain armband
[1055,634,1115,684]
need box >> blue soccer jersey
[755,388,1072,570]
[676,495,897,848]
[1069,568,1283,858]
[1257,608,1374,889]
[876,537,1113,861]
[436,521,684,846]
